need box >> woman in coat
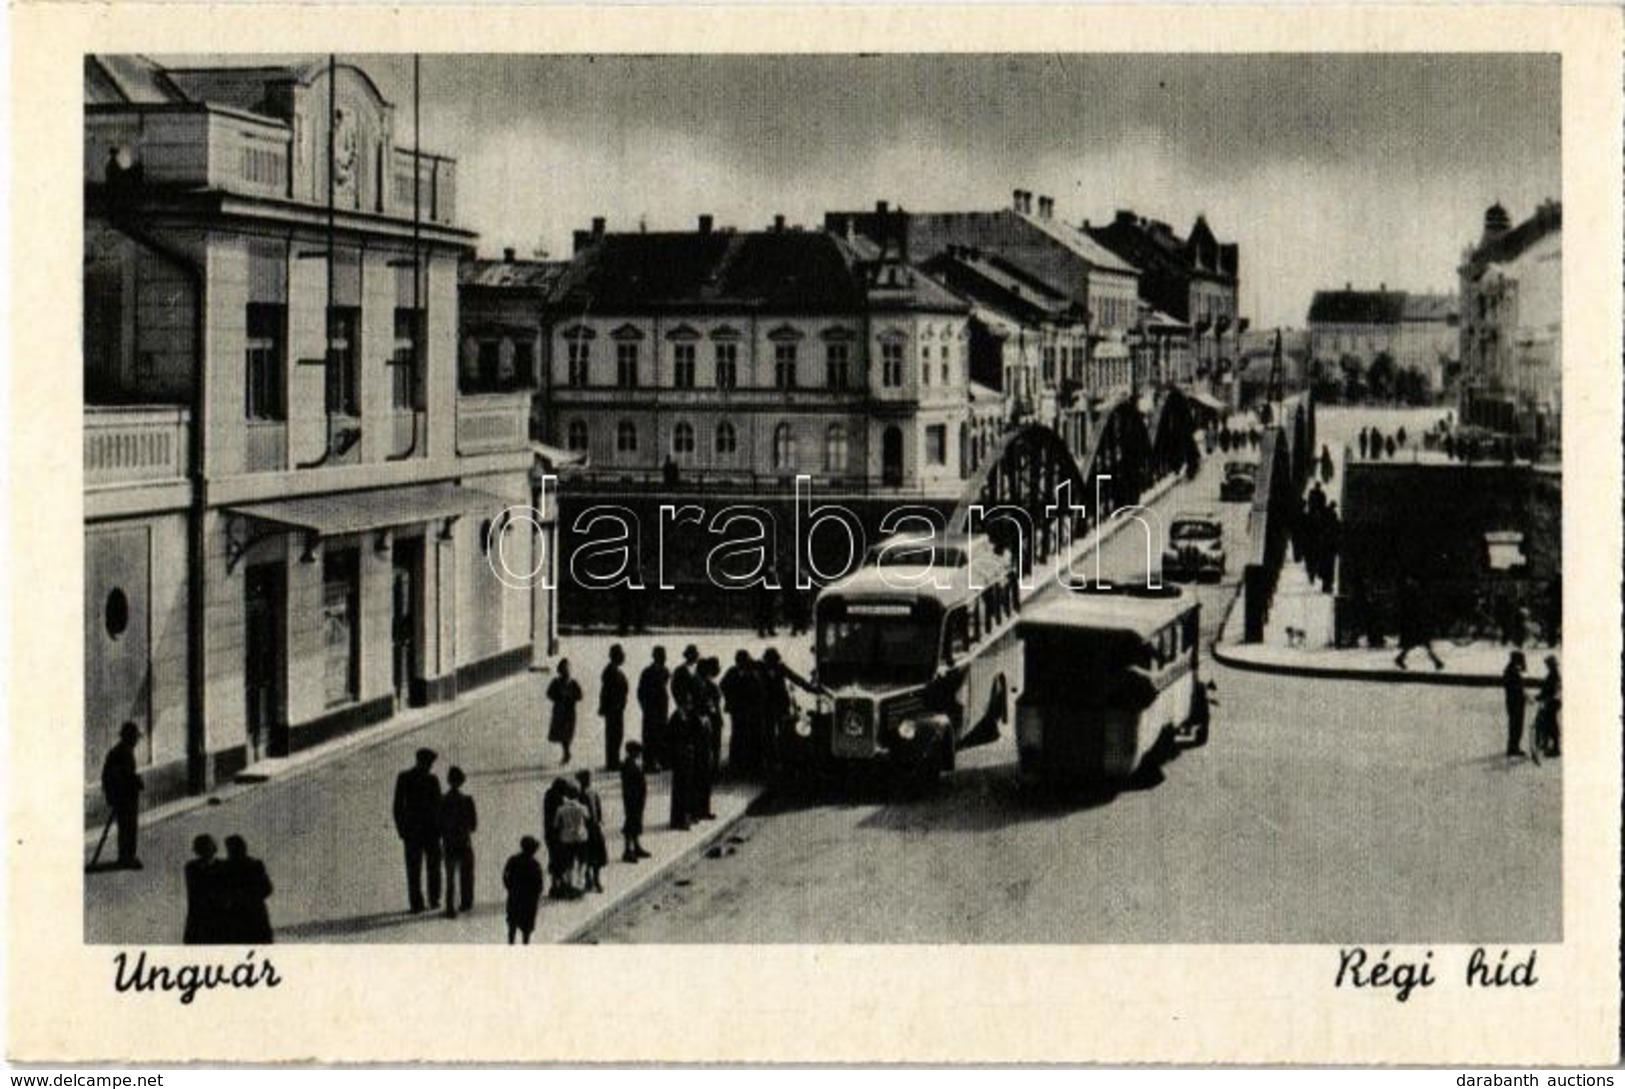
[502,836,544,944]
[183,834,224,945]
[220,834,274,944]
[545,659,584,765]
[574,769,608,894]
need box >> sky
[168,54,1559,329]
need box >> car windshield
[1170,521,1221,542]
[1225,463,1254,476]
[816,611,940,686]
[869,544,968,568]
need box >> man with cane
[94,721,145,870]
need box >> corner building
[83,57,536,813]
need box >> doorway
[881,425,904,487]
[392,535,424,706]
[244,561,286,759]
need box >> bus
[779,532,1022,781]
[1014,583,1211,787]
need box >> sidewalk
[1213,587,1560,687]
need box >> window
[774,343,797,389]
[882,342,904,387]
[825,343,850,390]
[672,421,696,457]
[477,340,503,389]
[616,420,638,454]
[325,307,360,416]
[673,343,696,389]
[245,303,285,420]
[616,342,639,388]
[104,588,130,639]
[773,423,796,470]
[925,424,947,466]
[511,339,535,389]
[714,343,738,389]
[921,344,932,386]
[567,420,589,452]
[322,548,360,706]
[715,420,737,456]
[567,340,590,387]
[941,344,952,386]
[1043,345,1056,383]
[391,308,422,409]
[824,424,848,473]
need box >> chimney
[1038,195,1054,220]
[591,216,606,239]
[503,247,516,263]
[773,214,786,232]
[1345,282,1352,291]
[1115,209,1136,225]
[1012,188,1024,213]
[698,214,713,234]
[1379,282,1387,292]
[876,200,890,216]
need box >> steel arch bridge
[946,387,1205,575]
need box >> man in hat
[599,644,629,772]
[636,646,670,773]
[101,721,145,869]
[1502,651,1529,758]
[393,747,443,912]
[671,644,701,714]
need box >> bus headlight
[896,721,918,741]
[794,718,813,738]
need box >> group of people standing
[1291,477,1341,594]
[183,833,274,944]
[391,748,479,919]
[1357,423,1409,460]
[1502,651,1562,764]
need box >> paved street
[579,452,1562,944]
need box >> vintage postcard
[7,1,1622,1066]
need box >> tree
[1367,351,1396,403]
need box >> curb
[1209,640,1545,688]
[559,785,767,943]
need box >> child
[575,769,607,894]
[502,836,544,945]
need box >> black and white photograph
[8,1,1622,1067]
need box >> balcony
[86,107,291,200]
[391,149,457,225]
[84,406,190,488]
[457,392,531,456]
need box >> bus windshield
[1170,520,1221,542]
[817,609,941,687]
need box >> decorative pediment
[875,326,911,344]
[665,323,703,342]
[709,324,743,342]
[559,324,596,341]
[766,324,806,343]
[609,323,645,341]
[819,326,858,343]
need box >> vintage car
[1219,460,1257,502]
[1161,511,1226,582]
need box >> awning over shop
[224,482,514,567]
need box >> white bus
[780,533,1022,780]
[1015,583,1211,787]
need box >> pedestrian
[1358,427,1369,460]
[721,650,766,775]
[542,776,573,898]
[392,747,443,913]
[219,834,274,944]
[1368,427,1384,459]
[101,721,146,869]
[637,646,671,772]
[1534,656,1561,758]
[183,834,225,945]
[620,741,651,862]
[755,577,778,638]
[1396,426,1408,448]
[1384,434,1397,458]
[502,836,544,944]
[599,644,629,772]
[1443,432,1456,460]
[439,766,477,918]
[554,783,590,897]
[696,656,725,779]
[1503,651,1528,757]
[671,644,701,713]
[759,648,796,770]
[1394,579,1444,671]
[1318,444,1334,484]
[1318,502,1341,592]
[575,769,607,894]
[667,698,699,831]
[546,659,583,765]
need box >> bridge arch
[1147,385,1202,482]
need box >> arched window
[773,423,796,470]
[715,420,738,456]
[566,420,589,452]
[824,423,848,473]
[616,420,638,454]
[672,421,695,457]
